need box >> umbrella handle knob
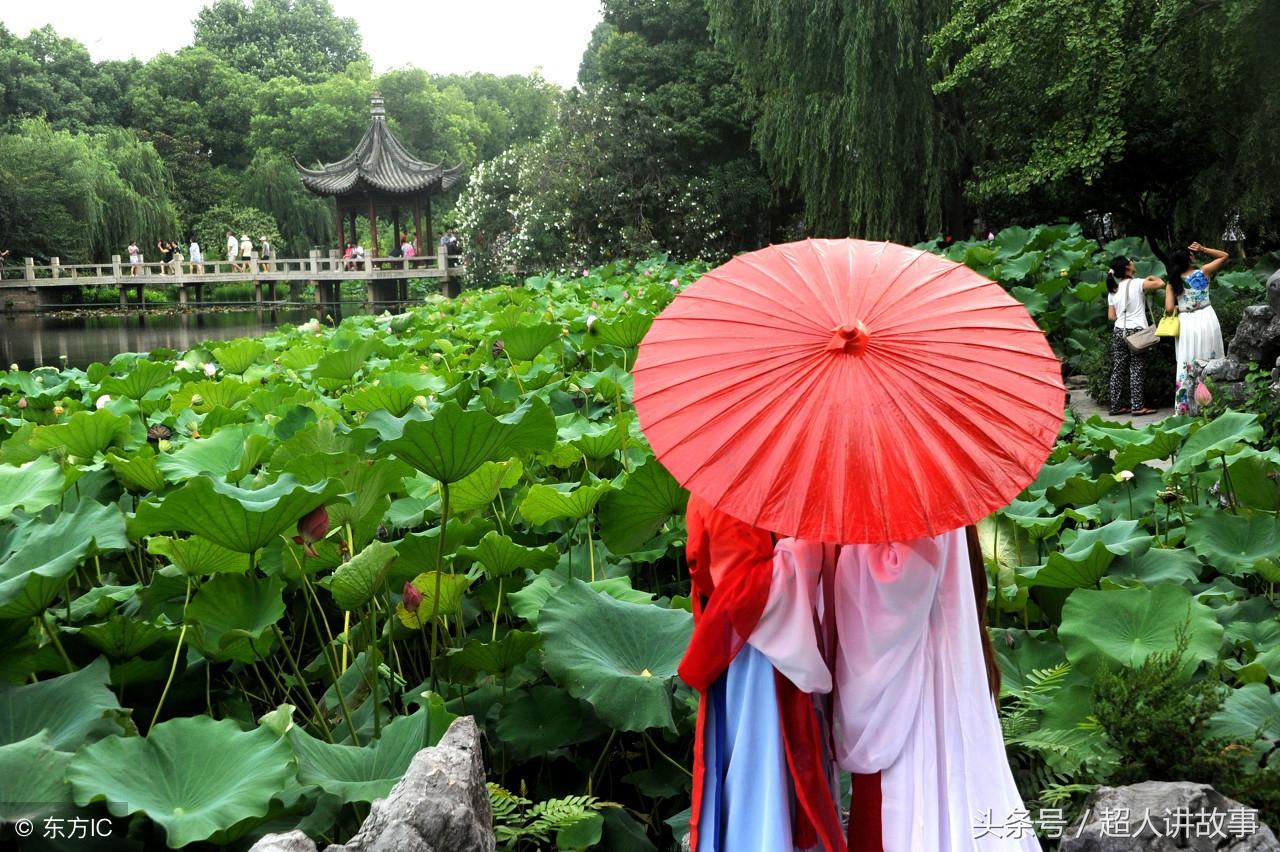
[827,321,869,355]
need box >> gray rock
[1203,357,1249,383]
[1267,268,1280,315]
[1061,781,1279,851]
[249,830,318,852]
[1228,303,1280,364]
[324,716,494,852]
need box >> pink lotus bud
[292,505,329,557]
[16,397,27,409]
[1194,382,1212,406]
[402,581,422,613]
[95,394,110,409]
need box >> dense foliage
[0,4,556,266]
[455,0,786,278]
[2,245,1279,846]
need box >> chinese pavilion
[296,95,464,256]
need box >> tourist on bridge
[188,238,203,275]
[226,231,239,272]
[128,241,141,276]
[157,240,175,275]
[0,248,7,279]
[239,235,253,269]
[259,236,272,273]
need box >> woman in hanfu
[1165,242,1227,414]
[682,495,1040,852]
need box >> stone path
[1064,375,1171,429]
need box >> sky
[0,0,602,88]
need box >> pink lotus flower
[293,505,329,557]
[95,394,110,410]
[402,581,423,613]
[1194,382,1213,406]
[16,397,27,410]
[202,362,218,377]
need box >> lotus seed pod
[190,393,204,406]
[53,404,64,416]
[413,395,429,409]
[33,376,43,385]
[157,439,173,453]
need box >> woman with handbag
[1105,256,1165,416]
[1165,243,1227,415]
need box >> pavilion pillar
[424,195,433,259]
[336,203,345,249]
[368,195,379,257]
[392,207,402,249]
[350,211,358,247]
[413,201,423,256]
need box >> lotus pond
[0,248,1277,850]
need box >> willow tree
[930,0,1279,247]
[705,0,966,242]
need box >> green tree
[249,64,373,166]
[127,47,259,168]
[193,0,367,84]
[240,150,334,256]
[0,120,177,262]
[435,73,560,159]
[706,0,964,242]
[930,0,1280,247]
[0,24,132,131]
[191,203,279,268]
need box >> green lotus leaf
[156,425,264,482]
[1206,683,1280,759]
[69,583,141,622]
[0,455,64,520]
[279,343,325,371]
[495,685,586,761]
[186,574,285,663]
[520,481,613,525]
[1059,583,1223,678]
[1170,411,1264,474]
[498,322,562,361]
[1025,457,1090,496]
[1113,428,1188,471]
[509,573,655,627]
[450,459,522,513]
[288,707,439,803]
[379,397,555,483]
[456,531,558,579]
[396,571,473,628]
[996,496,1064,540]
[1026,519,1151,589]
[1045,473,1116,507]
[594,312,653,349]
[1185,512,1280,577]
[147,535,250,576]
[0,732,74,823]
[30,409,131,459]
[68,716,295,848]
[340,382,420,416]
[999,250,1041,280]
[598,459,687,554]
[392,518,495,584]
[558,812,605,850]
[1106,546,1203,586]
[172,377,253,413]
[132,474,341,554]
[212,339,265,375]
[324,541,398,611]
[98,359,178,399]
[446,630,541,676]
[313,339,378,381]
[1225,450,1280,511]
[0,501,128,619]
[539,578,691,731]
[579,365,633,402]
[105,445,167,493]
[0,658,122,749]
[73,615,180,658]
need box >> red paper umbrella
[633,238,1065,544]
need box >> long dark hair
[1167,248,1192,298]
[1105,255,1130,294]
[965,525,1001,704]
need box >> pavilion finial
[370,93,386,120]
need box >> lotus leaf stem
[272,623,333,742]
[586,729,617,796]
[39,615,75,672]
[642,730,693,779]
[150,577,191,732]
[429,482,452,692]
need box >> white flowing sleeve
[833,537,943,773]
[746,538,833,695]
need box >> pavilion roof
[296,95,464,197]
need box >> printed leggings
[1109,327,1146,411]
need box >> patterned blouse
[1177,269,1211,311]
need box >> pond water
[0,305,366,370]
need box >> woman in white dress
[1165,242,1227,415]
[1105,255,1165,416]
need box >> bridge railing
[2,249,462,287]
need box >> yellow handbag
[1155,314,1180,338]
